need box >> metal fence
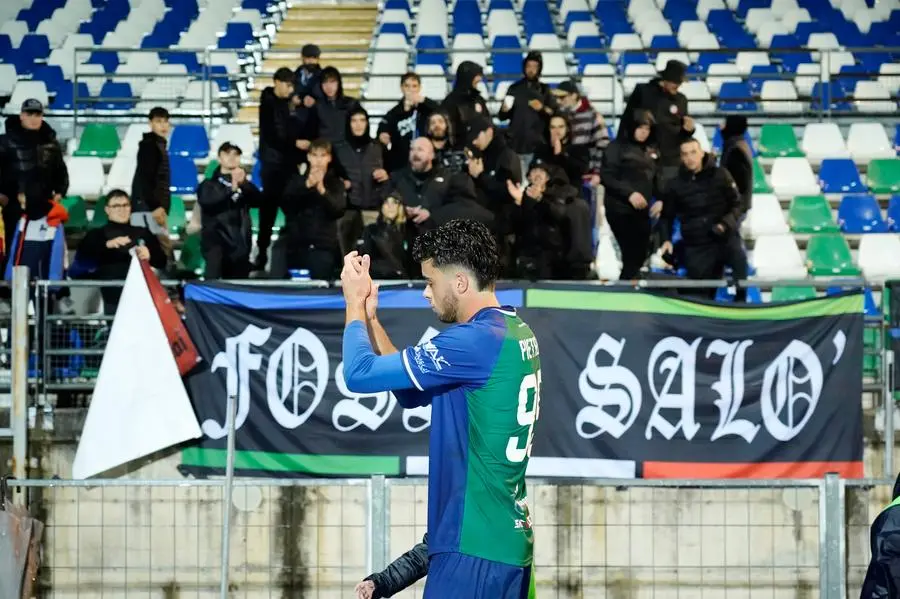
[4,474,862,599]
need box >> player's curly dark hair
[412,219,500,290]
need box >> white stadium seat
[0,21,28,47]
[793,63,823,96]
[623,64,657,96]
[104,154,138,194]
[781,8,812,33]
[744,8,773,34]
[760,81,803,113]
[752,235,808,279]
[66,157,106,199]
[735,51,770,76]
[858,235,900,281]
[691,122,712,152]
[210,124,255,162]
[847,123,895,163]
[696,0,727,20]
[770,157,820,198]
[757,21,789,48]
[119,124,150,157]
[801,123,850,164]
[878,63,900,95]
[0,64,17,97]
[706,63,741,96]
[5,81,49,116]
[743,194,790,238]
[676,21,709,47]
[854,81,897,113]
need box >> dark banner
[180,283,864,479]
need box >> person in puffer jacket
[861,471,900,599]
[441,61,489,150]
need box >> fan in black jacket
[276,139,347,280]
[196,143,262,280]
[861,471,900,599]
[601,109,660,280]
[377,72,440,173]
[530,113,590,187]
[718,115,753,216]
[130,107,172,261]
[441,61,489,150]
[356,534,429,598]
[497,51,557,171]
[359,193,416,279]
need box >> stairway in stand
[237,2,378,127]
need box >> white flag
[72,257,202,479]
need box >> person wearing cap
[441,61,490,151]
[553,79,609,186]
[196,142,262,280]
[497,50,557,180]
[256,67,303,270]
[0,98,69,257]
[718,115,753,217]
[616,59,695,185]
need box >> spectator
[0,99,69,257]
[601,110,660,280]
[389,138,492,234]
[70,189,165,315]
[465,115,521,212]
[293,44,323,138]
[378,72,439,173]
[130,106,172,262]
[312,66,361,144]
[426,110,466,174]
[617,60,694,185]
[658,138,747,300]
[196,143,262,280]
[553,80,609,185]
[333,106,389,253]
[256,67,302,270]
[442,61,489,150]
[719,115,753,217]
[359,192,416,279]
[507,163,593,281]
[531,113,590,187]
[497,51,557,177]
[277,139,346,280]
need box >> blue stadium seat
[169,156,199,194]
[717,82,756,112]
[748,65,779,94]
[32,65,65,91]
[618,53,650,71]
[523,2,555,36]
[208,66,231,93]
[736,0,768,18]
[169,124,211,159]
[712,127,756,157]
[219,22,255,49]
[50,82,90,110]
[97,82,134,111]
[453,1,482,35]
[142,23,180,48]
[564,11,592,31]
[818,159,864,194]
[769,36,811,70]
[888,195,900,232]
[88,51,120,74]
[690,52,730,74]
[251,159,263,189]
[491,36,522,80]
[794,22,827,44]
[574,37,606,70]
[649,35,679,50]
[161,51,202,74]
[19,35,51,62]
[379,23,408,38]
[0,34,13,60]
[488,0,515,10]
[810,82,852,112]
[837,194,889,233]
[857,52,892,72]
[662,1,697,29]
[415,36,447,66]
[384,0,410,12]
[243,0,275,12]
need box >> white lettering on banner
[576,331,843,443]
[576,333,643,439]
[204,325,272,439]
[646,337,702,441]
[266,328,330,429]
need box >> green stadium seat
[758,124,803,158]
[250,207,285,235]
[867,159,900,194]
[89,195,108,228]
[168,195,186,235]
[805,233,861,276]
[204,160,220,180]
[178,233,206,276]
[788,195,838,233]
[752,156,772,193]
[771,286,818,302]
[73,124,121,158]
[62,195,89,233]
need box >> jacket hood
[4,115,57,143]
[522,50,543,78]
[345,105,372,149]
[453,61,483,93]
[319,66,345,98]
[722,115,749,139]
[627,109,655,144]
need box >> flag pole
[219,393,237,598]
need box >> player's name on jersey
[518,336,539,361]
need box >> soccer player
[340,219,541,599]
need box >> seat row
[751,232,900,281]
[744,193,900,238]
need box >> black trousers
[203,242,251,280]
[682,234,749,301]
[606,211,651,280]
[279,243,339,281]
[257,164,292,254]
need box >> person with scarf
[530,113,590,189]
[359,192,416,279]
[601,109,660,280]
[497,51,557,179]
[378,72,440,173]
[441,61,490,150]
[334,106,389,254]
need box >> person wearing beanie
[719,115,753,217]
[497,50,557,180]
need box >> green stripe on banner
[181,448,402,475]
[525,289,863,320]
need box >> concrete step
[283,8,377,23]
[274,32,372,47]
[263,55,367,73]
[279,23,375,35]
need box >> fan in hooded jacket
[310,66,361,145]
[861,472,900,599]
[441,61,490,151]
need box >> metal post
[10,266,29,479]
[885,285,894,479]
[819,473,846,599]
[368,475,389,574]
[219,393,237,599]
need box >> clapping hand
[341,251,373,310]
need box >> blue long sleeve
[342,320,417,393]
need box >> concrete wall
[18,441,894,598]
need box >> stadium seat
[168,195,186,235]
[867,159,900,194]
[752,156,772,193]
[854,81,896,113]
[73,124,121,159]
[805,233,861,276]
[770,286,817,302]
[759,80,802,113]
[888,196,900,232]
[104,154,137,194]
[717,81,756,111]
[858,235,900,280]
[178,233,206,276]
[743,193,789,237]
[61,196,89,234]
[5,81,49,115]
[65,157,105,199]
[758,124,802,158]
[169,156,199,195]
[752,234,808,279]
[770,157,819,197]
[169,124,211,159]
[847,124,895,164]
[801,123,850,164]
[97,81,134,111]
[680,81,716,114]
[818,159,864,194]
[788,195,838,233]
[210,124,255,161]
[837,194,889,233]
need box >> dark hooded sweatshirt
[531,117,591,186]
[617,76,692,169]
[281,164,347,250]
[861,473,900,599]
[469,131,522,221]
[0,116,69,221]
[312,67,361,144]
[658,152,742,247]
[719,116,753,216]
[497,51,557,154]
[441,61,490,150]
[333,107,387,210]
[378,94,439,173]
[601,110,660,218]
[131,131,170,213]
[292,64,323,137]
[360,209,417,280]
[258,86,300,168]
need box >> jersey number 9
[506,369,542,463]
